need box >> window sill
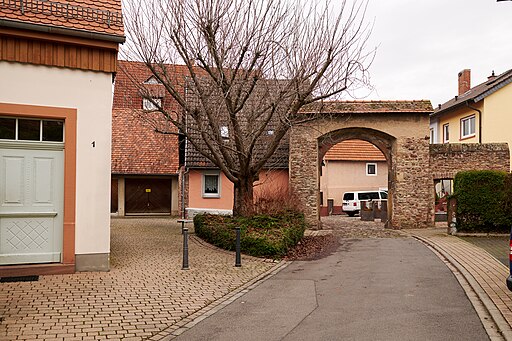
[202,194,221,199]
[459,134,476,141]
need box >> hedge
[194,211,307,258]
[454,170,512,233]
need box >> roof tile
[0,0,124,37]
[324,140,386,161]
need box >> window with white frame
[143,97,162,111]
[366,163,377,176]
[443,123,449,143]
[203,172,221,198]
[460,115,476,139]
[429,128,435,144]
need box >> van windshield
[381,191,388,199]
[343,193,354,200]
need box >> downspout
[181,86,189,219]
[181,166,189,219]
[466,102,482,143]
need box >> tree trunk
[233,175,255,216]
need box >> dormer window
[144,76,161,84]
[143,97,162,111]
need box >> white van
[342,190,388,217]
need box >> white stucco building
[0,1,124,275]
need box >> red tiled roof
[0,0,124,37]
[114,60,190,110]
[112,109,180,175]
[324,139,386,161]
[301,100,433,114]
[112,61,189,175]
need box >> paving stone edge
[412,234,512,341]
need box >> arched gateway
[290,101,434,229]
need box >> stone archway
[289,101,433,229]
[318,127,395,225]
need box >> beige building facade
[431,69,512,164]
[0,1,124,276]
[320,139,388,214]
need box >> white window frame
[460,115,476,139]
[429,128,435,144]
[202,171,221,198]
[366,163,377,176]
[143,97,162,111]
[443,123,450,143]
[220,125,229,139]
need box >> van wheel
[347,212,356,217]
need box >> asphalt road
[176,238,489,341]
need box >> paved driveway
[176,237,488,341]
[0,218,277,340]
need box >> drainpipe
[181,86,189,219]
[181,166,189,219]
[466,102,482,143]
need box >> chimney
[458,69,471,95]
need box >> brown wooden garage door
[125,178,171,214]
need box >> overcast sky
[358,0,512,106]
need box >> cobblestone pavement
[0,218,278,340]
[320,215,403,238]
[459,235,509,267]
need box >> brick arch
[289,101,434,229]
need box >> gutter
[466,102,482,143]
[0,19,126,43]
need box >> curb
[412,234,512,341]
[153,259,291,340]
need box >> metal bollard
[182,227,189,270]
[235,227,241,267]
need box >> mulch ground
[285,234,340,261]
[285,216,404,261]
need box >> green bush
[194,211,307,258]
[454,170,512,233]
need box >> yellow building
[430,69,512,157]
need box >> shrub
[253,183,303,216]
[194,211,307,258]
[453,170,512,233]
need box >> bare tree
[122,0,374,216]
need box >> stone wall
[430,143,510,179]
[392,137,433,228]
[289,111,433,230]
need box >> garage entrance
[125,178,172,215]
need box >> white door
[0,146,64,265]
